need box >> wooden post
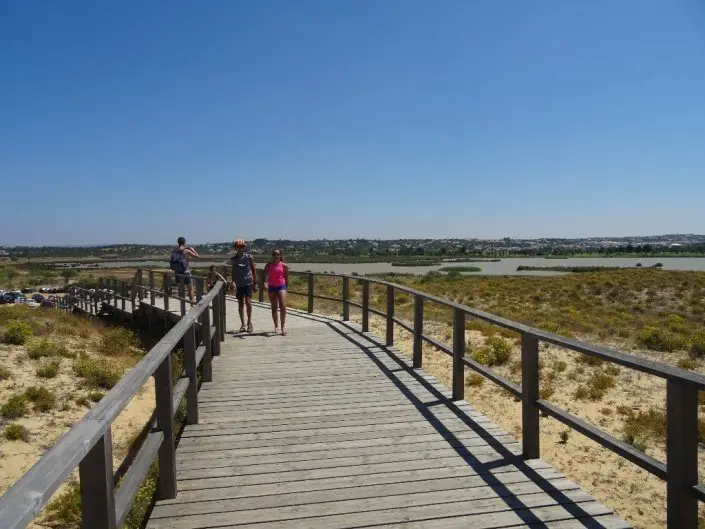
[521,333,540,459]
[220,287,226,341]
[138,269,144,302]
[112,279,118,309]
[200,308,213,382]
[121,282,126,312]
[386,285,394,346]
[212,293,222,357]
[149,270,155,305]
[452,307,465,401]
[195,277,203,302]
[362,281,369,332]
[178,276,186,316]
[342,276,350,321]
[184,323,198,424]
[163,274,170,312]
[79,430,116,529]
[154,354,176,499]
[307,273,314,313]
[667,379,698,529]
[258,270,265,303]
[413,295,424,369]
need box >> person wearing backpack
[229,239,257,333]
[170,237,199,302]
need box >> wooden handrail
[257,267,703,529]
[0,279,226,529]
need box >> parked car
[32,294,45,303]
[21,288,33,294]
[1,291,24,304]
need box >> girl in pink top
[264,249,288,335]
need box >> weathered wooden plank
[152,472,573,519]
[146,486,597,529]
[177,433,518,469]
[176,442,519,480]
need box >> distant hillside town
[2,234,705,260]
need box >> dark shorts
[236,285,253,300]
[176,272,192,286]
[268,284,287,294]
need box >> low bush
[88,391,105,402]
[638,326,685,352]
[1,394,29,419]
[27,338,70,359]
[471,337,513,367]
[5,423,30,442]
[623,408,666,444]
[3,321,33,345]
[37,358,61,379]
[0,366,10,380]
[25,386,56,412]
[690,330,705,358]
[678,357,699,370]
[99,327,138,356]
[466,373,484,387]
[73,353,122,389]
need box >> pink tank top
[267,262,286,287]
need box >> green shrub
[678,357,700,370]
[73,353,122,389]
[471,337,513,367]
[554,360,567,372]
[623,408,666,443]
[5,423,30,442]
[3,321,33,345]
[37,358,61,379]
[88,391,105,403]
[578,354,604,367]
[44,481,81,529]
[559,430,570,444]
[28,339,69,359]
[690,330,705,358]
[471,346,492,366]
[75,396,90,407]
[467,373,484,387]
[99,327,138,356]
[638,326,684,352]
[25,386,56,412]
[487,337,512,365]
[1,394,29,419]
[539,385,555,400]
[0,366,10,380]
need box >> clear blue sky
[1,1,704,245]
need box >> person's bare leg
[238,297,245,327]
[278,290,287,335]
[246,296,253,325]
[188,283,195,303]
[269,292,279,332]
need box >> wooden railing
[0,278,227,529]
[256,268,705,529]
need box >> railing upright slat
[184,323,198,425]
[342,276,350,321]
[78,430,116,529]
[521,333,540,459]
[154,354,176,499]
[386,285,395,346]
[201,302,213,382]
[666,379,698,529]
[361,280,369,332]
[307,273,314,313]
[452,308,465,401]
[413,295,424,369]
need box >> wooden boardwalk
[145,300,629,529]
